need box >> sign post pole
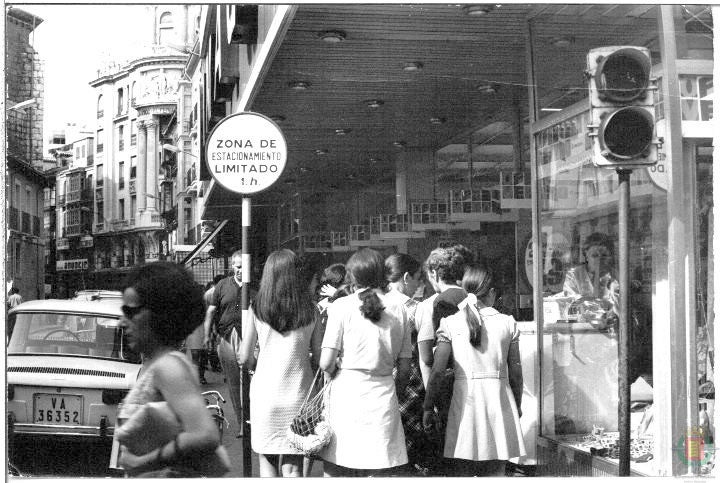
[240,197,252,477]
[205,112,287,477]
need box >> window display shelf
[410,200,449,230]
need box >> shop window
[534,108,664,475]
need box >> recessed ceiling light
[540,107,563,112]
[393,141,407,149]
[317,30,346,43]
[462,5,496,16]
[403,61,423,72]
[365,99,384,108]
[477,84,497,94]
[430,117,446,125]
[269,115,285,123]
[550,36,574,48]
[288,81,310,90]
[335,128,352,136]
[314,149,328,156]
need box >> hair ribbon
[458,293,482,326]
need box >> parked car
[6,298,141,441]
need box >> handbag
[286,369,333,456]
[115,401,230,477]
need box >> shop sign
[80,235,94,247]
[56,238,70,250]
[56,259,89,272]
[206,112,287,195]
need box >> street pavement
[201,366,325,477]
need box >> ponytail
[465,304,483,347]
[358,288,384,323]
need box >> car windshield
[7,312,141,363]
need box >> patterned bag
[286,369,333,456]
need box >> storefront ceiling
[205,3,659,215]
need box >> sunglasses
[121,305,145,319]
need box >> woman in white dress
[238,249,322,477]
[319,248,412,476]
[423,264,525,476]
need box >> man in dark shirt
[203,250,249,437]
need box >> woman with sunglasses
[116,262,223,477]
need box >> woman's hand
[319,284,338,298]
[422,409,437,432]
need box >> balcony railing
[131,134,137,146]
[95,222,105,232]
[9,207,18,231]
[64,224,82,236]
[112,219,129,229]
[129,179,136,194]
[151,214,163,224]
[119,139,125,151]
[97,143,104,153]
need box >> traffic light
[586,46,662,168]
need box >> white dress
[438,306,526,461]
[319,291,412,469]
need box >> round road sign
[206,112,287,195]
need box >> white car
[7,298,141,441]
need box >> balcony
[8,207,18,231]
[95,222,106,232]
[64,224,82,237]
[111,219,129,230]
[129,179,136,194]
[331,231,352,251]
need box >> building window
[96,164,104,187]
[130,195,137,219]
[51,133,65,144]
[97,94,104,118]
[75,146,81,159]
[119,199,125,220]
[131,81,137,107]
[158,11,174,45]
[97,129,104,153]
[119,161,125,189]
[118,125,125,151]
[130,155,137,178]
[96,202,104,223]
[117,88,125,116]
[82,145,86,158]
[130,119,137,146]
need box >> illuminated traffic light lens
[596,48,651,103]
[601,107,654,160]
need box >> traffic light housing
[586,46,662,168]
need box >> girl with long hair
[238,249,323,477]
[319,248,412,476]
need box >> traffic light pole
[617,169,631,476]
[240,197,252,477]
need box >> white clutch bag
[115,401,230,477]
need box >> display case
[410,199,449,229]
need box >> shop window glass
[534,108,666,475]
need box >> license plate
[33,394,83,425]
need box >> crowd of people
[114,244,526,477]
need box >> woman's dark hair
[461,264,494,347]
[320,263,347,289]
[583,232,614,257]
[253,249,316,333]
[124,262,205,346]
[346,249,386,322]
[385,253,421,284]
[328,284,352,303]
[424,244,474,284]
